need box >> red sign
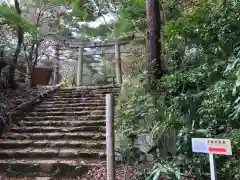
[207,139,232,155]
[208,147,227,153]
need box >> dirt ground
[0,84,54,117]
[0,164,145,180]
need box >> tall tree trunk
[27,8,41,88]
[53,44,60,85]
[23,42,34,87]
[146,0,162,90]
[30,42,40,87]
[8,0,24,88]
[28,44,35,87]
[24,41,40,88]
[0,47,4,80]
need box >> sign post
[209,153,216,180]
[192,138,232,180]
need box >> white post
[115,43,122,84]
[106,94,116,180]
[209,153,217,180]
[76,46,84,86]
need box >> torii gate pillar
[76,46,84,86]
[115,43,122,84]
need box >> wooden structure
[33,66,53,85]
[60,39,132,86]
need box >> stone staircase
[0,86,119,179]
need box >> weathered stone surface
[44,97,105,101]
[38,103,105,108]
[4,132,106,141]
[29,148,59,158]
[35,106,105,112]
[133,133,154,154]
[39,161,54,173]
[0,140,32,149]
[1,133,29,140]
[0,148,60,159]
[42,99,105,104]
[58,149,79,157]
[33,140,48,147]
[28,111,92,116]
[35,177,52,180]
[90,110,105,116]
[46,133,63,139]
[10,126,105,133]
[49,94,106,98]
[18,120,106,127]
[0,139,105,149]
[22,115,105,121]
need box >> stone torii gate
[68,39,131,86]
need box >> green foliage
[116,75,163,136]
[116,0,240,179]
[79,23,113,38]
[113,0,146,36]
[221,129,240,179]
[0,4,36,34]
[51,0,109,21]
[146,159,181,180]
[114,0,189,37]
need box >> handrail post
[106,94,116,180]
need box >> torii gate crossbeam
[68,40,131,86]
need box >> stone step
[41,99,105,104]
[49,93,109,98]
[0,159,104,177]
[2,132,106,141]
[10,126,106,133]
[44,97,106,101]
[17,120,106,127]
[0,148,105,159]
[35,106,105,112]
[52,91,107,95]
[0,87,118,178]
[38,103,106,108]
[22,115,105,121]
[57,88,119,93]
[51,94,118,99]
[28,110,105,116]
[58,87,118,91]
[0,139,106,149]
[53,93,117,97]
